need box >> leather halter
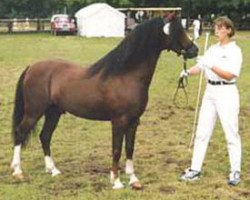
[162,12,194,58]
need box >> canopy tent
[75,3,126,37]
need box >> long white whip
[189,32,210,149]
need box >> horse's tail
[12,66,30,146]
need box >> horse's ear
[162,11,177,35]
[163,23,170,35]
[163,11,177,22]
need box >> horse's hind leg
[11,115,39,180]
[39,106,61,176]
[125,118,142,190]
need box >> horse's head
[160,12,199,59]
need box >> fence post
[37,18,41,31]
[8,20,13,33]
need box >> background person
[180,16,243,186]
[192,18,201,39]
[198,15,203,36]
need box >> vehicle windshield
[55,17,69,23]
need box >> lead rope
[173,57,189,108]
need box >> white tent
[75,3,126,37]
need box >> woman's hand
[179,70,189,78]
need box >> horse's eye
[163,23,170,35]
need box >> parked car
[51,14,76,35]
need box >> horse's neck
[130,51,161,87]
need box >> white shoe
[228,171,240,186]
[180,168,201,181]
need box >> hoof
[12,172,25,182]
[46,167,61,177]
[130,181,143,190]
[11,166,25,182]
[51,168,61,177]
[112,178,124,189]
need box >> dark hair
[213,16,235,37]
[87,18,165,78]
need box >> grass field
[0,31,250,200]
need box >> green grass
[0,32,250,200]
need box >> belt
[208,80,236,85]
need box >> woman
[180,16,243,186]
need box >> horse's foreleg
[125,119,142,190]
[110,118,127,189]
[44,156,61,176]
[40,106,61,177]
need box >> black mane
[87,17,181,78]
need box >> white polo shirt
[199,41,243,83]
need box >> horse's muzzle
[183,43,199,59]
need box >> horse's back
[28,59,84,76]
[24,59,110,118]
[25,59,86,93]
[23,59,87,112]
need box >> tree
[0,0,249,23]
[0,0,59,18]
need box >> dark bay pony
[11,13,198,189]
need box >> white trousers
[191,84,241,172]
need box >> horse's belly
[67,108,111,121]
[60,97,112,121]
[61,97,143,121]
